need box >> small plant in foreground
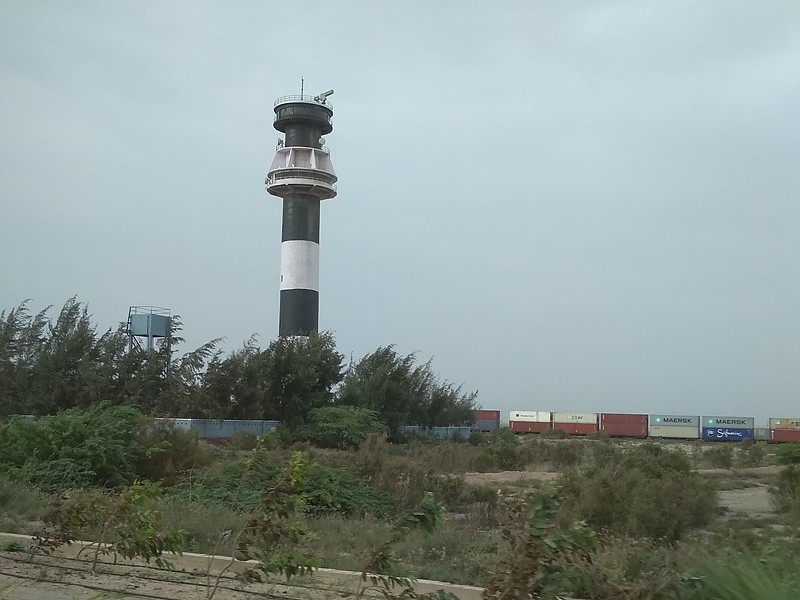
[358,491,458,600]
[1,540,25,552]
[205,448,317,600]
[483,487,597,600]
[31,480,185,571]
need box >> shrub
[31,480,186,571]
[558,444,718,541]
[775,443,800,466]
[0,404,144,490]
[736,442,766,468]
[0,406,215,491]
[229,431,259,451]
[468,431,489,446]
[294,406,387,449]
[769,465,800,515]
[484,487,598,599]
[135,418,211,484]
[168,456,391,517]
[704,446,734,469]
[540,428,568,439]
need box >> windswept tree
[200,331,345,425]
[336,345,477,431]
[0,299,223,418]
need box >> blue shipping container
[702,427,753,441]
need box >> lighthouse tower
[266,90,337,337]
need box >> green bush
[558,444,718,541]
[229,430,259,451]
[540,428,569,439]
[0,403,145,490]
[168,457,391,517]
[736,442,766,468]
[0,406,212,491]
[775,443,800,465]
[769,465,800,515]
[468,431,489,446]
[135,418,211,484]
[294,406,387,449]
[703,445,734,469]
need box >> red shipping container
[509,421,549,433]
[474,409,501,421]
[600,413,648,438]
[551,422,598,435]
[770,430,800,443]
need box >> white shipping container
[509,410,551,423]
[553,412,598,423]
[648,425,700,439]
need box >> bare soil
[0,551,339,600]
[461,470,558,486]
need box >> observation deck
[273,94,333,136]
[266,145,337,200]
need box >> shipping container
[770,429,800,443]
[474,409,501,421]
[769,418,800,430]
[648,425,700,439]
[509,420,550,433]
[551,422,598,435]
[472,419,500,432]
[552,412,598,424]
[702,416,755,429]
[509,410,551,423]
[754,427,769,441]
[600,413,648,438]
[649,415,700,427]
[702,427,753,441]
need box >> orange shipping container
[770,430,800,443]
[551,422,598,435]
[509,421,549,433]
[600,413,648,438]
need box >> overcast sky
[1,1,799,424]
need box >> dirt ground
[0,547,483,600]
[461,470,558,486]
[0,551,339,600]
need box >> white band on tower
[280,240,320,291]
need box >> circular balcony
[266,168,337,200]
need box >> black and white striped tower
[266,90,337,337]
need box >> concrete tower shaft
[266,92,337,337]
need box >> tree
[336,345,477,431]
[202,332,346,423]
[258,332,344,427]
